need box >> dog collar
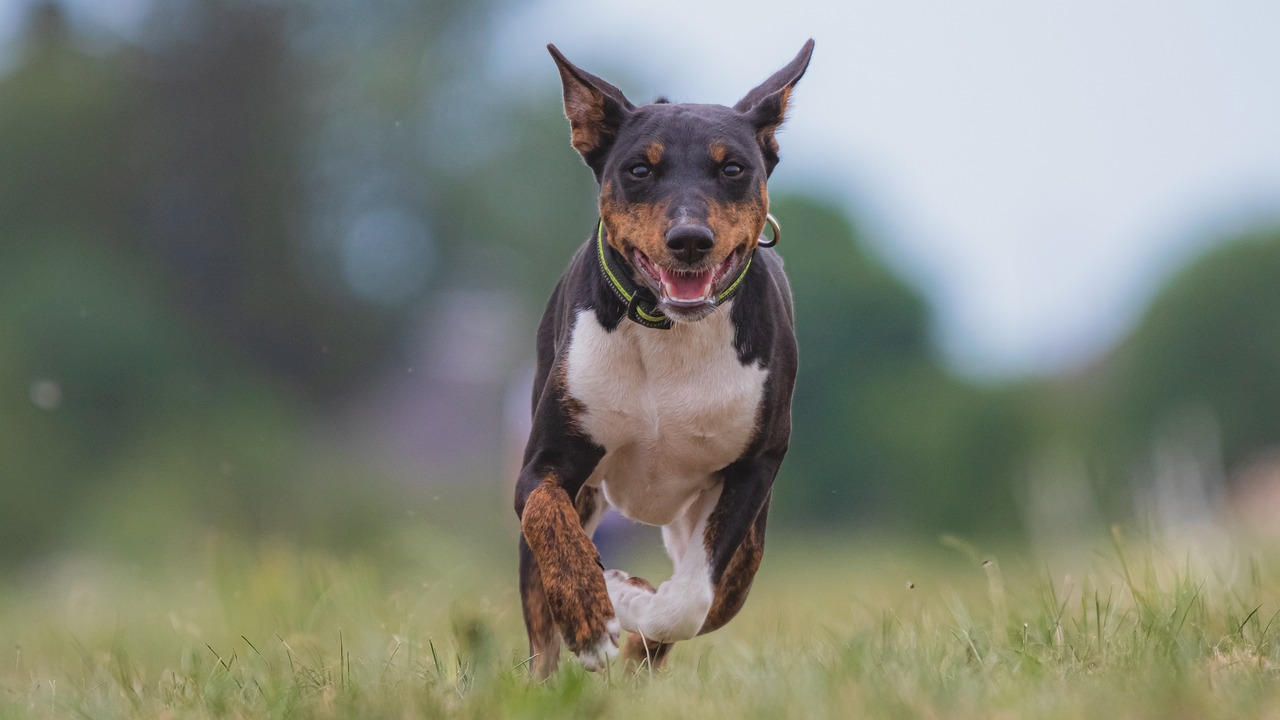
[595,221,754,330]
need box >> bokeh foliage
[1102,229,1280,471]
[1,0,1278,567]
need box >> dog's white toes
[575,623,620,672]
[604,569,630,597]
[604,572,636,629]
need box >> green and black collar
[595,220,753,330]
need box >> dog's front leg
[515,439,615,674]
[699,450,782,634]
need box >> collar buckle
[626,290,673,329]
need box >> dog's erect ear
[548,44,635,178]
[734,39,814,176]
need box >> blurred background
[2,0,1279,572]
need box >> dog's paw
[605,569,656,633]
[604,570,629,618]
[604,568,630,593]
[605,568,657,593]
[574,618,620,672]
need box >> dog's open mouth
[632,247,744,310]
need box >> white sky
[493,0,1280,378]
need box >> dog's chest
[564,306,767,526]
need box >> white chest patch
[564,305,768,526]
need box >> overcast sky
[493,0,1280,378]
[8,0,1280,378]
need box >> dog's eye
[628,163,652,179]
[721,163,743,177]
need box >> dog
[514,39,813,677]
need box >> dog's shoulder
[725,248,797,454]
[530,237,623,403]
[728,248,797,370]
[535,237,622,350]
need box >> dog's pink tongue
[658,268,714,303]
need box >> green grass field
[2,520,1278,719]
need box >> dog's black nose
[665,225,714,264]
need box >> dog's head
[549,40,813,323]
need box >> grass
[2,522,1279,719]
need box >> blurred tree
[128,0,391,395]
[0,0,525,565]
[773,196,930,521]
[772,196,1038,535]
[15,0,1275,563]
[1098,227,1280,497]
[0,3,156,560]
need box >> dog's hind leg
[518,535,560,677]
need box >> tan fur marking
[709,142,728,164]
[602,183,763,272]
[600,181,670,267]
[758,130,780,158]
[645,141,664,166]
[561,82,607,155]
[706,196,767,256]
[521,479,616,654]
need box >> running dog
[515,40,813,676]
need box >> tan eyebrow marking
[709,142,728,164]
[645,141,664,165]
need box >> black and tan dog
[514,40,813,677]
